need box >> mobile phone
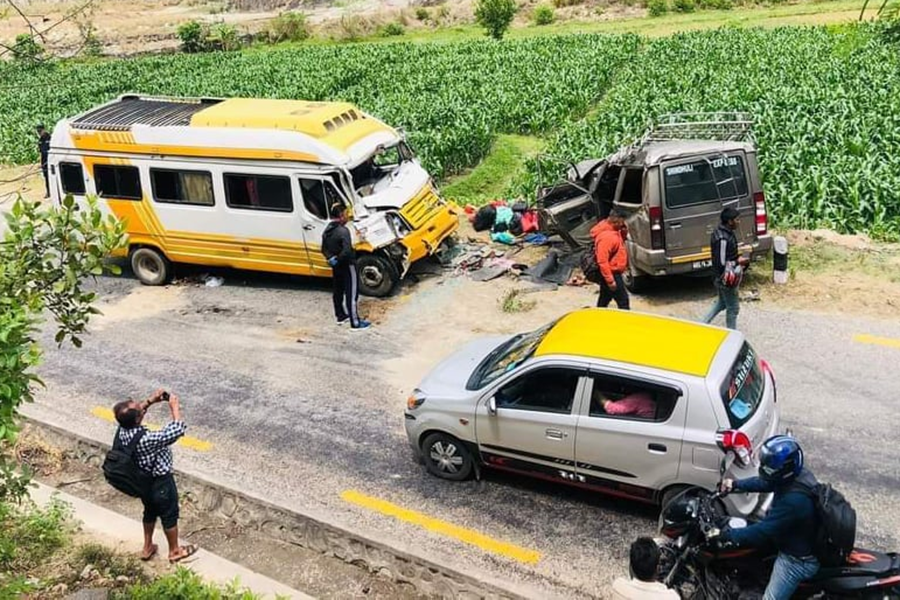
[160,391,170,402]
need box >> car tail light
[753,192,767,235]
[760,359,776,403]
[649,206,665,250]
[716,429,753,467]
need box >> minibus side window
[59,163,86,195]
[151,169,214,206]
[94,164,142,200]
[224,173,292,212]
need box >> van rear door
[660,153,755,266]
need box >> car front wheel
[422,433,474,481]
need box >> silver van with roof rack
[538,113,773,291]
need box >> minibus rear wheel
[130,247,172,286]
[356,253,399,297]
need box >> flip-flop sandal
[140,544,158,561]
[169,543,198,564]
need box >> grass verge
[442,134,544,205]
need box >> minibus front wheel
[356,253,399,298]
[130,246,172,286]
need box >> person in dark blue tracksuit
[719,435,819,600]
[321,204,370,331]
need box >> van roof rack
[639,112,755,145]
[71,95,224,132]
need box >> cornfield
[0,35,638,178]
[528,26,900,239]
[2,25,899,237]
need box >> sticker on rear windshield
[729,398,752,420]
[666,164,695,176]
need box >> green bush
[0,499,71,572]
[379,22,406,37]
[475,0,518,40]
[176,21,209,53]
[11,34,43,62]
[268,11,310,43]
[210,23,241,51]
[415,7,430,20]
[112,567,260,600]
[673,0,695,11]
[533,4,556,25]
[648,0,669,16]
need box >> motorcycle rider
[717,435,820,600]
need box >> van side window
[588,375,678,422]
[224,174,292,212]
[94,165,142,200]
[59,162,86,195]
[617,168,643,205]
[151,169,214,206]
[298,178,346,221]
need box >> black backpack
[102,429,153,498]
[795,481,857,567]
[580,241,603,284]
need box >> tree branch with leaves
[0,194,125,502]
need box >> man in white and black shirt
[113,389,196,563]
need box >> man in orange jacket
[591,209,630,310]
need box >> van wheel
[356,254,399,298]
[421,433,474,481]
[130,247,171,286]
[623,265,648,293]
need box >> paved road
[24,268,900,598]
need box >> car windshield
[720,342,765,428]
[466,321,556,390]
[350,142,413,197]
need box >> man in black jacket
[702,207,749,329]
[322,204,370,330]
[36,124,51,198]
[717,436,820,600]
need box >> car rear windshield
[720,342,765,428]
[664,154,748,209]
[467,322,556,390]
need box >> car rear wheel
[130,247,171,286]
[422,433,474,481]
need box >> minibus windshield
[350,142,414,197]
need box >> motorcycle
[656,435,900,599]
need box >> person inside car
[717,435,820,600]
[612,537,679,599]
[594,389,656,419]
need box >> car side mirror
[488,396,497,415]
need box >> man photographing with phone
[110,389,197,563]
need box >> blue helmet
[758,435,803,484]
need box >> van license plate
[692,260,712,270]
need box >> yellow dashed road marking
[340,489,541,564]
[853,334,900,350]
[91,406,213,452]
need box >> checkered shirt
[117,421,187,477]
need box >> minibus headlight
[390,213,411,236]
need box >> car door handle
[545,428,567,440]
[648,443,667,453]
[302,224,315,231]
[668,222,683,230]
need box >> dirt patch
[92,285,187,329]
[0,164,45,206]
